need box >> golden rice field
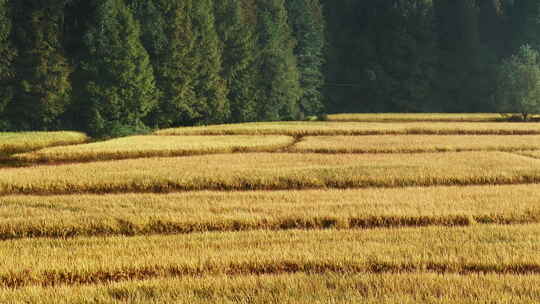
[12,135,294,163]
[327,113,507,122]
[0,131,88,156]
[156,121,540,136]
[3,152,540,195]
[0,185,538,239]
[3,273,540,304]
[293,134,540,153]
[3,115,540,302]
[0,226,540,287]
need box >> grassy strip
[156,122,540,136]
[1,226,540,288]
[1,152,540,195]
[12,135,294,163]
[293,135,540,153]
[1,185,540,239]
[2,273,540,303]
[326,113,506,122]
[0,132,88,157]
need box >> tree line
[1,0,540,136]
[323,0,540,115]
[0,0,325,136]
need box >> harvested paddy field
[13,135,294,163]
[293,134,540,153]
[156,121,540,136]
[3,116,540,302]
[2,152,540,195]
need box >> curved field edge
[1,225,540,288]
[292,135,540,154]
[1,152,540,195]
[155,122,540,136]
[0,132,89,156]
[3,273,540,303]
[2,185,540,239]
[11,135,296,163]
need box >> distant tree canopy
[1,0,540,135]
[323,0,540,115]
[496,45,540,120]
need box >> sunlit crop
[0,185,539,239]
[293,135,540,153]
[0,132,88,156]
[1,152,540,195]
[13,135,294,163]
[0,225,539,288]
[326,113,506,122]
[156,121,540,136]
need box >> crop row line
[0,216,538,241]
[4,261,540,289]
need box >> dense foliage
[323,0,540,114]
[496,45,540,120]
[1,0,540,135]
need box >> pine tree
[214,0,259,122]
[256,0,302,121]
[9,0,72,130]
[83,0,158,136]
[127,0,167,62]
[140,0,198,128]
[191,0,230,124]
[286,0,325,117]
[135,0,228,127]
[0,0,16,130]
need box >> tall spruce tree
[214,0,259,122]
[0,0,16,130]
[134,0,228,127]
[286,0,325,117]
[256,0,302,121]
[191,0,230,124]
[83,0,158,136]
[138,0,198,128]
[9,0,72,130]
[127,0,167,62]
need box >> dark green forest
[0,0,538,135]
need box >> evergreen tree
[214,0,259,122]
[286,0,325,117]
[191,0,230,124]
[83,0,158,136]
[0,0,16,130]
[137,0,228,127]
[141,0,198,128]
[9,0,72,130]
[256,0,302,121]
[127,0,167,62]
